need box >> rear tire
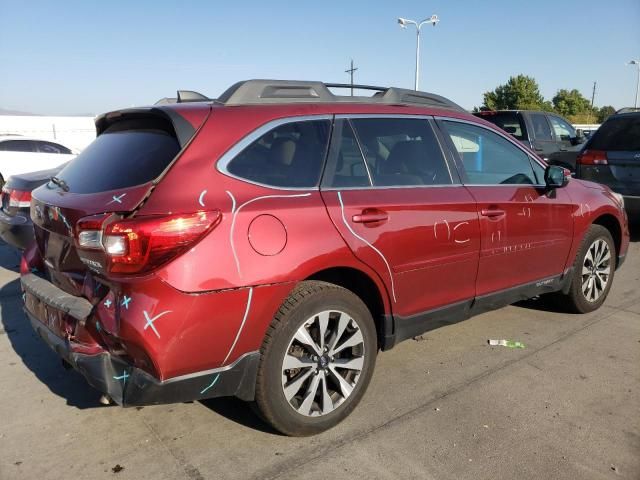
[254,281,377,436]
[562,225,615,313]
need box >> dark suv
[20,80,629,436]
[474,110,586,170]
[576,111,640,221]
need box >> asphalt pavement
[1,230,638,480]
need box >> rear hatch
[30,106,210,299]
[587,114,640,194]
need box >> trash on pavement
[488,339,525,348]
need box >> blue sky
[1,0,639,115]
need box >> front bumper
[21,273,260,406]
[0,209,34,249]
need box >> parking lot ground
[0,232,638,480]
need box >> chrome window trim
[335,113,433,120]
[322,184,465,192]
[435,115,550,186]
[215,114,333,191]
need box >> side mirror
[545,165,570,189]
[572,129,586,145]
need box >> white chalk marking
[453,221,470,244]
[222,288,253,365]
[143,310,172,339]
[198,190,207,207]
[230,193,311,276]
[338,192,397,303]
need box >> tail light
[76,211,221,274]
[1,186,32,208]
[577,149,608,165]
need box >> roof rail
[214,79,466,112]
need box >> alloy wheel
[581,238,611,303]
[280,310,365,417]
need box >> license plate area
[24,291,76,339]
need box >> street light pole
[628,60,640,109]
[398,15,439,91]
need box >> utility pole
[345,59,358,96]
[589,81,596,123]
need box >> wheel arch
[592,213,622,266]
[305,266,393,350]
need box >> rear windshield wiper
[50,176,69,192]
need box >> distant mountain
[0,108,39,116]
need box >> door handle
[534,147,544,152]
[480,208,506,218]
[352,211,388,223]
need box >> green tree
[552,89,593,117]
[597,105,616,123]
[482,75,547,110]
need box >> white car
[0,135,75,186]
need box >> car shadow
[0,276,103,409]
[630,223,640,242]
[199,398,280,435]
[518,223,639,313]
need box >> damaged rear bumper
[26,309,259,405]
[21,270,261,405]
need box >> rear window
[56,119,180,193]
[589,115,640,151]
[475,112,527,141]
[225,119,331,188]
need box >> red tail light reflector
[76,211,221,274]
[577,149,608,165]
[1,187,32,208]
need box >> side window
[226,119,331,188]
[36,141,71,154]
[325,121,371,188]
[0,140,35,152]
[530,114,553,141]
[442,121,537,185]
[548,116,576,141]
[350,118,451,186]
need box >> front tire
[254,281,377,436]
[563,225,615,313]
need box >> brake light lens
[76,211,220,275]
[577,149,608,165]
[1,186,32,208]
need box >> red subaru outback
[21,80,629,436]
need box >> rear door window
[475,112,527,141]
[36,141,72,154]
[589,115,640,151]
[55,118,181,194]
[530,114,553,141]
[0,140,36,152]
[349,117,452,186]
[225,119,331,188]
